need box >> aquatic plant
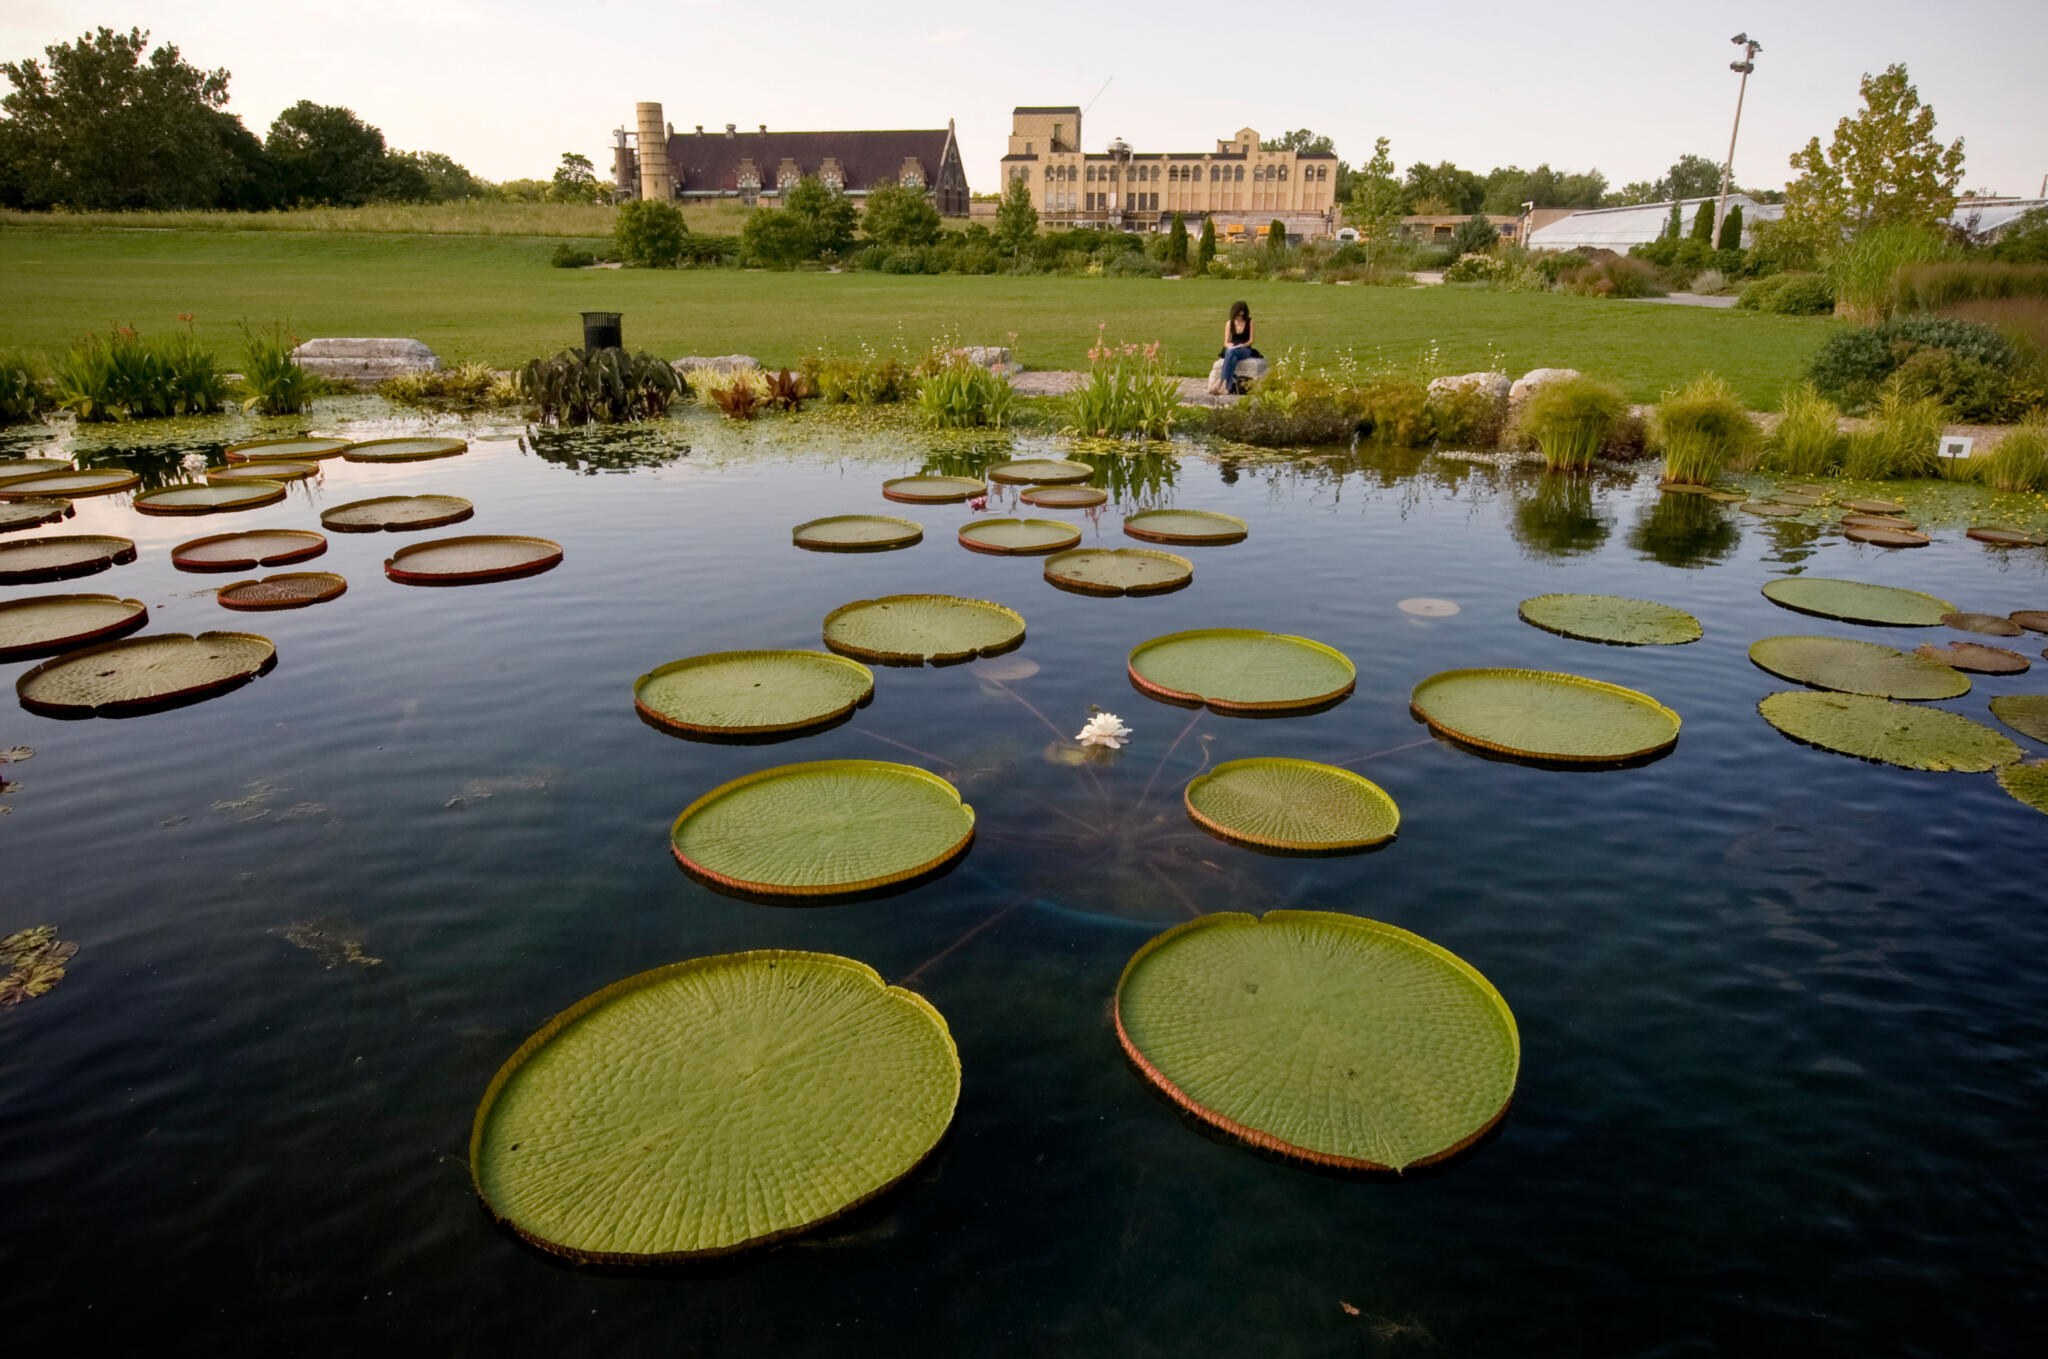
[384,535,562,584]
[1075,712,1133,750]
[1841,378,1946,480]
[1651,373,1759,485]
[1517,594,1702,646]
[821,594,1025,665]
[985,458,1092,485]
[791,515,924,552]
[1411,669,1681,764]
[378,362,519,411]
[800,348,913,404]
[1121,509,1248,545]
[0,348,51,424]
[237,324,331,415]
[1975,416,2048,493]
[1757,690,2019,770]
[15,631,275,716]
[958,519,1080,555]
[341,437,467,463]
[1127,629,1355,714]
[915,357,1016,429]
[1063,330,1178,439]
[1183,760,1398,851]
[516,349,683,425]
[634,650,874,738]
[1760,577,1953,626]
[0,594,148,661]
[1760,382,1847,476]
[763,368,807,412]
[1511,376,1628,471]
[1747,635,1970,700]
[1,925,80,1007]
[51,327,228,422]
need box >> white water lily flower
[180,452,209,475]
[1075,712,1133,749]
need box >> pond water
[3,405,2043,1356]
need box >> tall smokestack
[635,102,672,201]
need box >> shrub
[52,327,228,422]
[916,357,1016,429]
[1536,249,1590,284]
[1841,378,1946,480]
[763,369,806,412]
[1560,256,1666,299]
[1197,217,1217,271]
[1425,382,1505,449]
[0,348,51,424]
[612,199,690,268]
[1690,202,1715,243]
[1889,346,2013,423]
[1511,375,1629,471]
[379,361,518,411]
[516,349,683,424]
[1357,377,1433,446]
[1203,394,1358,446]
[1267,220,1287,256]
[1828,221,1959,322]
[740,209,814,269]
[1442,253,1502,284]
[1990,208,2048,265]
[1894,261,2048,313]
[1738,272,1835,314]
[1978,416,2048,492]
[1166,214,1189,270]
[1450,212,1500,257]
[861,181,942,248]
[1808,316,2022,413]
[239,323,331,415]
[1410,243,1456,270]
[549,243,596,269]
[1651,372,1758,484]
[1718,204,1744,251]
[1761,382,1847,476]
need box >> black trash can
[581,311,623,354]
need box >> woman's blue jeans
[1220,345,1255,393]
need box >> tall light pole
[1714,33,1762,246]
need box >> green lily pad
[0,534,137,584]
[1749,636,1970,699]
[1128,628,1355,714]
[133,481,287,515]
[635,651,874,736]
[1967,525,2048,547]
[1914,641,2029,674]
[0,594,149,661]
[985,458,1094,485]
[216,572,348,611]
[320,495,474,533]
[822,594,1025,665]
[385,535,562,584]
[1185,758,1399,851]
[1845,525,1930,548]
[0,498,72,534]
[1043,547,1192,596]
[1842,497,1904,514]
[881,474,984,503]
[1943,612,2024,637]
[1020,485,1109,508]
[792,514,924,551]
[341,436,467,463]
[0,470,140,499]
[1657,481,1712,496]
[1762,578,1955,627]
[1115,911,1518,1171]
[1757,691,2021,771]
[1410,668,1681,763]
[0,459,74,487]
[1773,491,1825,507]
[1518,594,1701,646]
[1989,695,2048,743]
[225,436,350,462]
[17,631,276,717]
[1122,509,1250,545]
[671,759,975,896]
[1996,761,2048,816]
[1741,501,1804,517]
[0,925,79,1007]
[471,950,959,1262]
[209,460,318,484]
[957,518,1081,556]
[171,529,326,572]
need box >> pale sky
[4,1,2043,198]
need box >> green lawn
[0,226,1841,404]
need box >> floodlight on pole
[1714,34,1762,247]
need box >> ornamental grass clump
[1761,382,1847,476]
[1978,416,2048,493]
[0,348,50,424]
[1511,376,1629,471]
[915,357,1015,429]
[1841,377,1946,481]
[52,327,228,422]
[516,349,683,425]
[239,324,332,415]
[1651,373,1759,484]
[380,362,520,411]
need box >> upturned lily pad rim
[1113,910,1519,1173]
[384,535,564,585]
[208,460,319,484]
[1967,526,2048,547]
[0,594,149,661]
[0,498,74,533]
[1748,635,1970,700]
[341,436,468,462]
[1757,689,2022,771]
[1409,667,1681,764]
[1841,497,1905,514]
[1942,612,2024,637]
[0,458,75,486]
[1020,485,1110,508]
[880,475,985,503]
[1127,628,1357,713]
[1122,509,1251,545]
[984,458,1095,485]
[0,534,138,583]
[15,630,277,717]
[821,594,1027,665]
[633,650,876,735]
[1915,641,2030,674]
[669,759,976,897]
[791,514,925,552]
[1184,758,1400,851]
[1042,547,1193,596]
[0,469,141,499]
[215,572,349,611]
[132,480,287,515]
[1761,577,1956,627]
[2014,612,2048,636]
[469,949,959,1264]
[956,518,1083,556]
[170,529,327,572]
[1517,593,1703,646]
[225,436,351,462]
[320,495,476,533]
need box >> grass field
[0,225,1842,404]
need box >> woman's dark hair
[1229,301,1251,322]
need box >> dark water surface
[3,408,2043,1356]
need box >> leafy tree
[1346,137,1404,260]
[994,173,1038,255]
[1197,215,1217,271]
[1166,213,1189,269]
[862,181,942,247]
[548,151,607,205]
[1607,180,1662,206]
[1717,204,1744,251]
[1784,63,1965,236]
[782,176,857,256]
[740,208,813,268]
[495,178,550,204]
[1990,207,2048,264]
[394,150,488,202]
[266,101,390,206]
[614,199,690,267]
[1482,164,1607,214]
[1664,202,1684,239]
[1450,211,1500,256]
[1661,154,1724,201]
[1690,202,1715,242]
[1403,161,1484,215]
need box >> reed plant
[0,348,51,424]
[239,323,333,415]
[1651,372,1759,484]
[915,358,1016,429]
[1976,416,2048,493]
[1510,375,1629,471]
[1760,382,1847,476]
[51,327,228,421]
[1828,222,1959,322]
[1841,377,1946,480]
[515,349,682,425]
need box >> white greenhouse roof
[1527,196,1783,252]
[1949,198,2047,237]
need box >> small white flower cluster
[1075,712,1133,749]
[180,452,209,475]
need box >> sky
[3,1,2043,199]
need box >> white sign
[1939,436,1975,461]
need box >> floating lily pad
[216,572,347,611]
[1518,594,1701,646]
[671,760,975,896]
[1997,761,2048,816]
[635,651,874,735]
[880,475,984,503]
[791,515,924,552]
[1398,598,1461,617]
[1842,497,1904,514]
[971,655,1039,681]
[385,535,562,585]
[320,495,474,533]
[1703,490,1747,503]
[1942,612,2024,637]
[1841,514,1918,531]
[0,498,72,534]
[957,518,1081,556]
[342,436,467,463]
[0,534,137,584]
[822,594,1025,665]
[1741,501,1803,517]
[171,529,326,572]
[2014,612,2048,635]
[984,458,1094,485]
[0,925,79,1007]
[17,631,276,717]
[1773,491,1825,507]
[1967,525,2048,547]
[1914,641,2030,674]
[0,469,140,499]
[1020,485,1109,508]
[1989,695,2048,743]
[133,481,287,516]
[1656,481,1712,496]
[225,436,350,462]
[209,460,318,484]
[1757,690,2021,771]
[1761,578,1955,627]
[0,594,149,661]
[1748,635,1970,700]
[1185,759,1399,851]
[0,459,73,487]
[1115,911,1518,1171]
[1128,629,1355,713]
[1845,524,1930,548]
[1410,668,1680,763]
[1043,547,1191,596]
[1122,509,1250,545]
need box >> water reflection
[1627,491,1743,569]
[520,426,691,474]
[1506,471,1614,559]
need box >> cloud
[925,29,970,44]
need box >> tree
[862,181,942,248]
[1607,180,1662,206]
[1482,164,1607,213]
[1664,202,1684,240]
[1717,204,1744,251]
[266,101,390,206]
[1403,161,1484,215]
[994,173,1038,255]
[548,151,607,205]
[1662,154,1723,202]
[1166,213,1189,269]
[1346,137,1404,261]
[1785,63,1965,233]
[394,150,488,202]
[1450,211,1500,256]
[614,199,689,267]
[1267,220,1287,256]
[1197,216,1217,271]
[740,208,813,268]
[1690,201,1715,242]
[781,176,857,256]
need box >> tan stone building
[1000,106,1339,241]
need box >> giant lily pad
[216,572,347,611]
[822,594,1024,665]
[1757,691,2020,771]
[1043,547,1192,596]
[320,495,474,533]
[671,760,975,896]
[209,460,318,484]
[342,436,467,462]
[0,459,73,486]
[1185,758,1399,851]
[1761,578,1955,627]
[1020,485,1109,509]
[1410,668,1680,763]
[635,651,874,736]
[1115,911,1518,1171]
[1122,509,1249,545]
[1128,629,1354,714]
[1942,612,2024,637]
[1989,695,2048,743]
[957,518,1081,556]
[2011,612,2048,635]
[172,529,326,572]
[0,470,139,499]
[0,925,79,1007]
[385,535,562,584]
[225,436,350,462]
[1997,761,2048,817]
[881,475,984,503]
[133,481,287,516]
[1967,525,2048,547]
[1914,641,2030,674]
[985,458,1093,485]
[1518,593,1701,646]
[17,631,276,716]
[0,594,148,660]
[1845,525,1930,548]
[1749,635,1970,700]
[1741,501,1803,517]
[1842,514,1919,531]
[791,515,923,552]
[471,950,958,1262]
[1842,497,1904,514]
[0,534,137,584]
[0,498,72,534]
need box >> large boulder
[1206,355,1269,394]
[672,354,760,374]
[291,338,439,386]
[951,345,1012,369]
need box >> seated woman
[1218,301,1261,395]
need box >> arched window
[1209,165,1219,181]
[1318,165,1328,180]
[1234,165,1244,181]
[1278,165,1288,181]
